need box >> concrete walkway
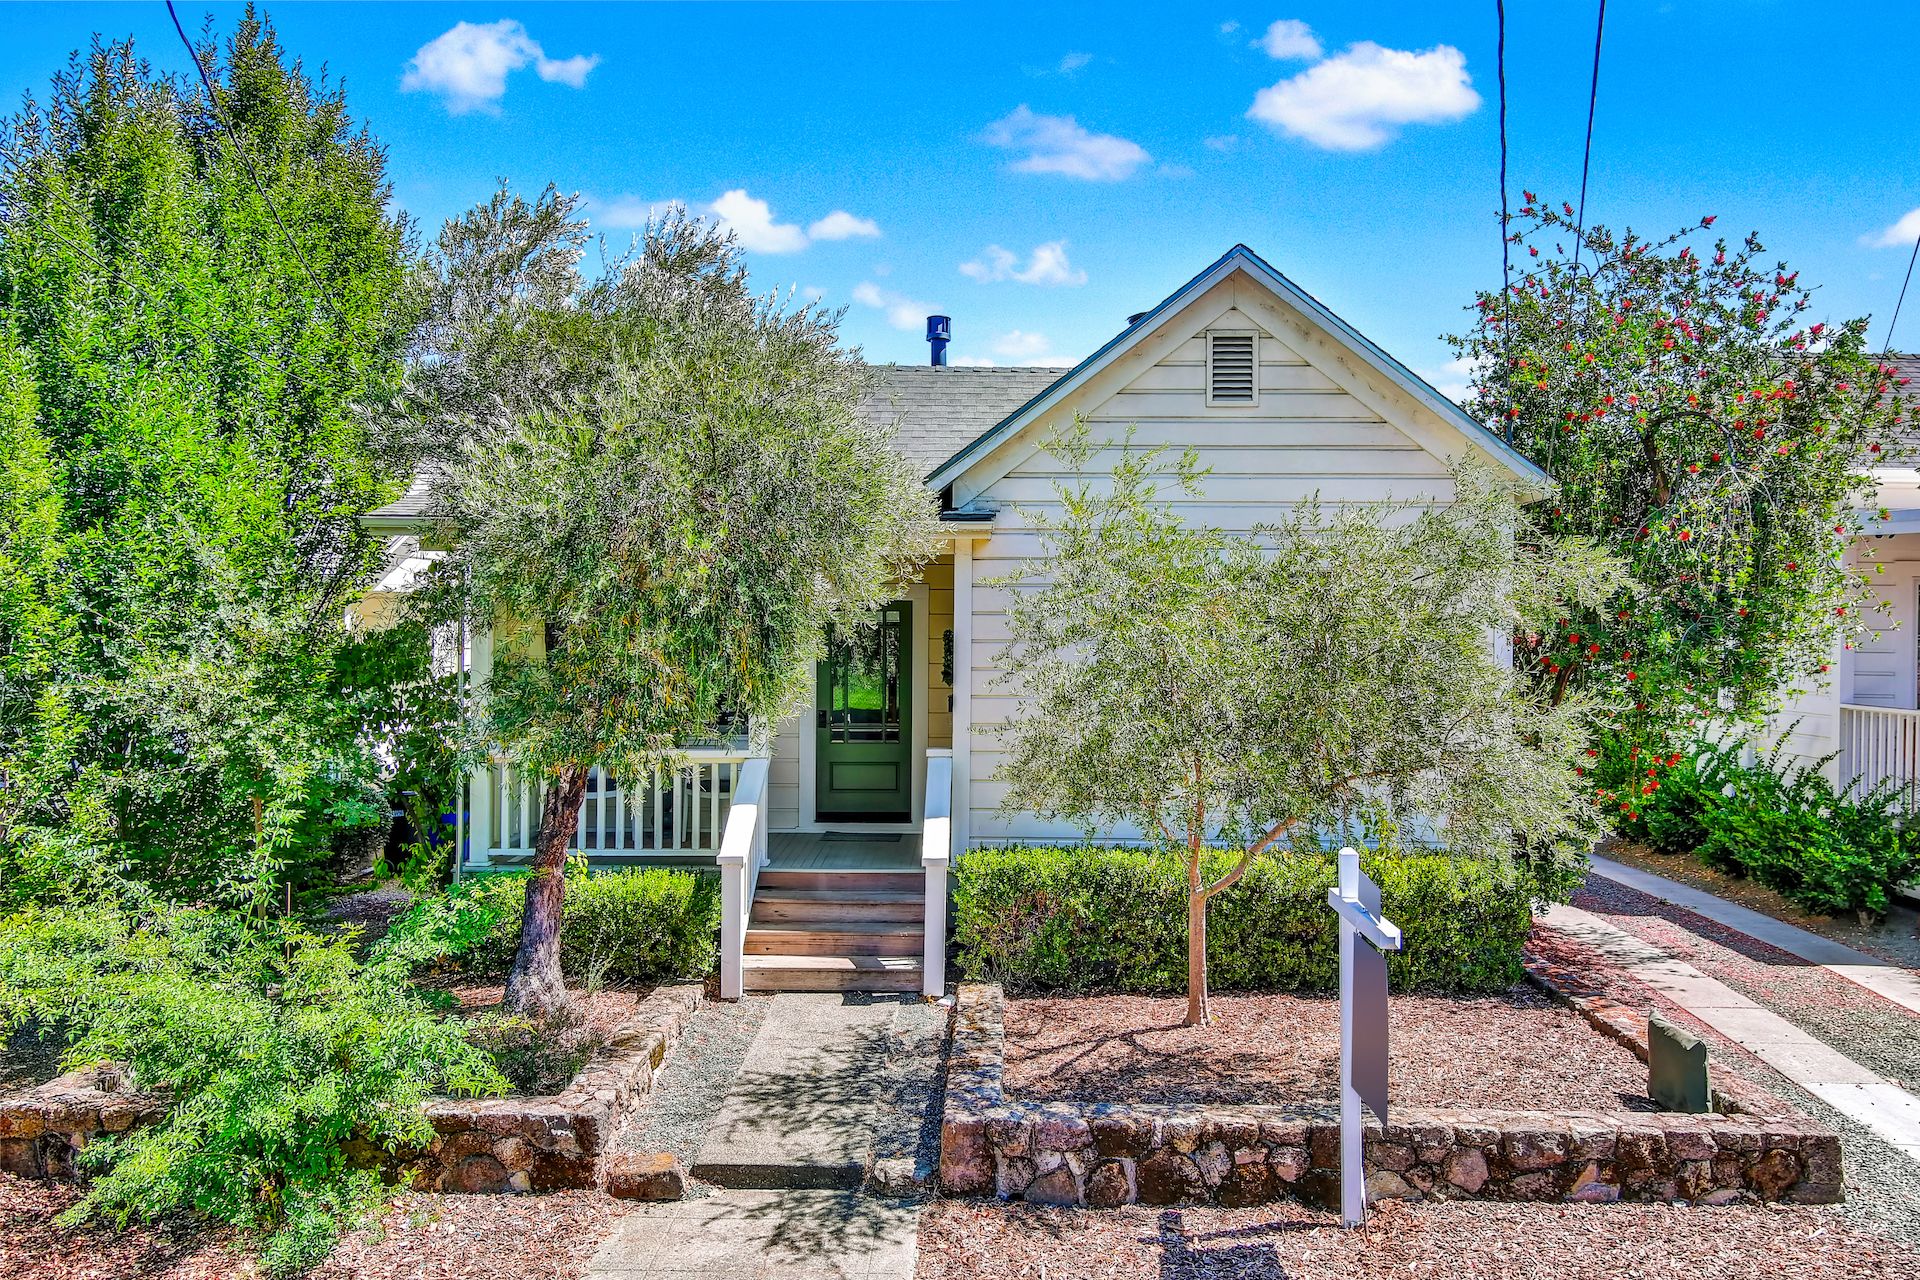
[583,1190,918,1280]
[691,993,944,1190]
[1590,854,1920,1018]
[1541,902,1920,1162]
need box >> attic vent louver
[1206,331,1258,406]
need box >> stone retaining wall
[939,981,1843,1209]
[0,1065,165,1182]
[409,982,703,1194]
[0,983,703,1197]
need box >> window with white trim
[1206,330,1258,406]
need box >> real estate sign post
[1329,846,1403,1228]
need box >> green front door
[816,601,912,822]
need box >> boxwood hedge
[952,844,1554,995]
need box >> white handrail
[466,747,752,866]
[921,749,954,999]
[716,756,771,1001]
[1839,704,1920,807]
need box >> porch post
[951,535,974,854]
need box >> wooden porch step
[745,920,925,957]
[756,869,923,894]
[742,954,922,993]
[749,889,924,924]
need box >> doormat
[822,832,903,843]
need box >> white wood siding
[956,288,1460,845]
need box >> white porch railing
[716,756,772,1000]
[465,748,754,867]
[921,748,954,999]
[1839,705,1920,807]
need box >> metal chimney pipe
[926,314,951,367]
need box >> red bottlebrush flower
[1711,452,1722,462]
[1688,463,1701,474]
[1787,561,1798,570]
[1523,189,1537,203]
[1626,671,1638,681]
[1838,382,1852,392]
[1586,748,1598,757]
[1837,607,1847,616]
[1679,529,1692,540]
[1811,322,1825,335]
[1603,395,1616,406]
[1738,607,1748,616]
[1820,663,1830,673]
[1589,643,1600,656]
[1872,443,1883,453]
[1667,754,1681,767]
[1563,201,1575,215]
[1569,634,1581,645]
[1702,214,1717,225]
[1715,251,1726,264]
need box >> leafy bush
[952,844,1548,995]
[388,865,721,985]
[1596,733,1918,918]
[0,897,506,1276]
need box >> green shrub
[388,865,721,985]
[0,897,505,1276]
[952,844,1545,995]
[1597,733,1918,918]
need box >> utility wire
[164,0,348,330]
[1883,228,1920,356]
[1496,0,1512,442]
[1571,0,1607,274]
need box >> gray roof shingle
[365,362,1067,523]
[857,364,1065,481]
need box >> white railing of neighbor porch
[466,748,754,866]
[1839,705,1920,808]
[716,756,771,1001]
[922,748,954,999]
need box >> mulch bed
[311,1190,626,1280]
[1003,986,1656,1109]
[427,981,656,1045]
[915,1197,1920,1280]
[0,1174,258,1280]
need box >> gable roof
[858,365,1064,480]
[924,243,1553,496]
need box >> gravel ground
[1601,840,1920,969]
[1005,988,1654,1110]
[1529,923,1920,1248]
[609,992,773,1197]
[1574,875,1920,1089]
[313,1190,625,1280]
[915,1197,1920,1279]
[1,1174,259,1280]
[1,1022,65,1093]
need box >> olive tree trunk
[1185,887,1211,1027]
[502,761,590,1017]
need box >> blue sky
[5,1,1917,389]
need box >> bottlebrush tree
[1446,199,1907,750]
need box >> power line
[1883,228,1920,356]
[1571,0,1607,274]
[1496,0,1512,442]
[164,0,347,330]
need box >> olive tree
[410,190,936,1015]
[993,437,1622,1025]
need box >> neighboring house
[360,244,1551,995]
[1765,353,1920,800]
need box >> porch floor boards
[766,830,923,872]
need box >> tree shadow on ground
[1149,1208,1320,1279]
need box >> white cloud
[1257,19,1322,60]
[1418,356,1481,405]
[807,210,882,241]
[587,194,678,230]
[708,189,809,254]
[401,20,599,114]
[1058,51,1094,75]
[1203,134,1240,152]
[992,330,1053,360]
[981,105,1152,181]
[959,241,1088,287]
[852,281,938,332]
[1247,41,1480,150]
[1864,208,1920,249]
[1219,20,1242,35]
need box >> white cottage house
[361,245,1551,997]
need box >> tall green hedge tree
[0,13,419,903]
[994,438,1622,1025]
[1447,201,1905,748]
[408,191,937,1015]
